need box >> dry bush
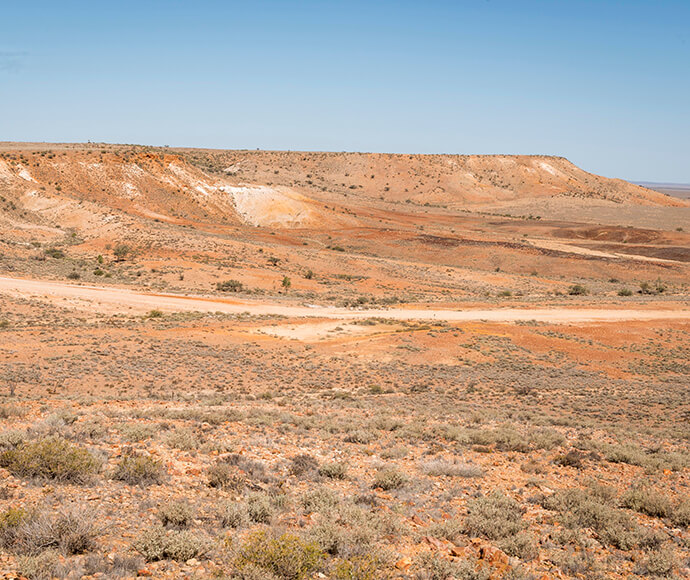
[343,430,375,444]
[158,501,194,528]
[290,453,319,477]
[621,486,672,518]
[16,549,63,580]
[318,461,348,480]
[372,467,408,490]
[207,462,246,491]
[414,551,490,580]
[134,526,208,561]
[112,453,164,486]
[542,488,660,551]
[421,459,483,478]
[635,547,677,577]
[464,491,524,540]
[10,507,99,556]
[0,438,100,483]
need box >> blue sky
[1,1,688,182]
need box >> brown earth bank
[0,143,688,580]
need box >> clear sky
[1,0,688,182]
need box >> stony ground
[0,143,688,579]
[0,293,688,579]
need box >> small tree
[113,244,131,262]
[281,276,291,290]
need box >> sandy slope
[1,276,687,323]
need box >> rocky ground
[0,144,688,579]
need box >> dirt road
[1,276,688,324]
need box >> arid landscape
[0,142,688,579]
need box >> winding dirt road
[0,276,688,324]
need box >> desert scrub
[246,491,277,524]
[118,422,156,442]
[541,488,657,550]
[414,551,490,580]
[134,526,208,561]
[318,461,348,480]
[343,429,375,444]
[112,452,164,485]
[163,427,201,451]
[158,501,194,528]
[290,453,320,476]
[9,508,98,556]
[233,530,324,580]
[0,438,100,483]
[0,507,27,548]
[207,462,245,491]
[421,459,483,478]
[301,487,340,513]
[219,501,249,529]
[464,491,524,540]
[331,554,379,580]
[16,550,63,580]
[372,467,408,490]
[621,486,672,518]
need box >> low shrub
[11,508,98,556]
[372,467,408,491]
[464,492,524,540]
[216,279,243,292]
[421,460,483,478]
[318,462,348,480]
[568,284,588,296]
[621,486,672,518]
[233,530,324,580]
[207,462,246,491]
[112,453,164,486]
[290,454,319,476]
[158,501,194,528]
[134,526,208,562]
[0,438,100,483]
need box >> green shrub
[618,288,633,296]
[331,555,379,580]
[112,453,164,486]
[0,507,27,548]
[464,492,524,540]
[234,530,324,580]
[568,284,588,296]
[0,438,100,483]
[216,279,243,292]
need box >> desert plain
[0,142,688,579]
